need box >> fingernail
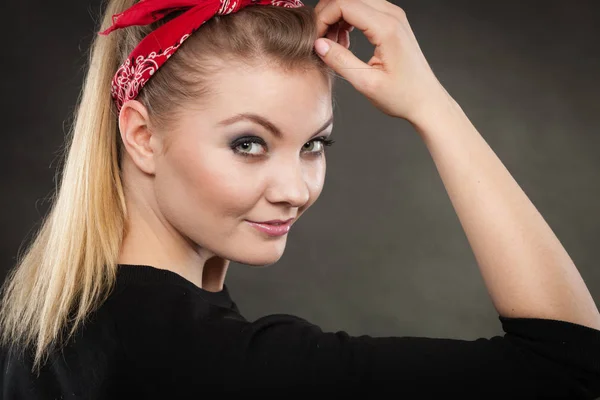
[315,39,331,56]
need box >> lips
[254,218,295,225]
[246,218,295,237]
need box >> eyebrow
[217,113,334,139]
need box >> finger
[315,0,363,37]
[325,21,340,42]
[338,28,350,49]
[314,0,332,15]
[361,0,407,22]
[315,0,404,37]
[338,20,354,33]
[315,0,395,46]
[314,37,382,93]
[330,0,405,22]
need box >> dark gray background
[2,0,599,339]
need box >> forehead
[204,63,333,127]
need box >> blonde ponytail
[0,0,136,373]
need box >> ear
[118,100,160,175]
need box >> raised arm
[312,0,600,330]
[412,94,600,329]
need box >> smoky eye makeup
[228,134,335,158]
[228,135,267,157]
[229,135,266,149]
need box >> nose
[264,159,311,208]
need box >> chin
[224,232,289,266]
[240,255,283,268]
[234,247,286,267]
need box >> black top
[2,264,600,399]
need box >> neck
[118,167,229,291]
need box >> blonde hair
[0,0,333,374]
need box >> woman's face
[153,65,333,266]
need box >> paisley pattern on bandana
[111,34,191,110]
[99,0,305,113]
[272,0,304,7]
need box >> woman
[1,0,599,397]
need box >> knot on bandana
[99,0,304,113]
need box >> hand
[314,0,451,124]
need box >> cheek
[155,144,261,223]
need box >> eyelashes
[230,135,335,158]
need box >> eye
[303,140,322,153]
[236,141,265,156]
[230,136,335,158]
[231,136,267,157]
[302,137,335,155]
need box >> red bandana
[99,0,305,112]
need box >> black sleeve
[113,285,600,398]
[222,314,600,397]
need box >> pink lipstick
[246,218,294,237]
